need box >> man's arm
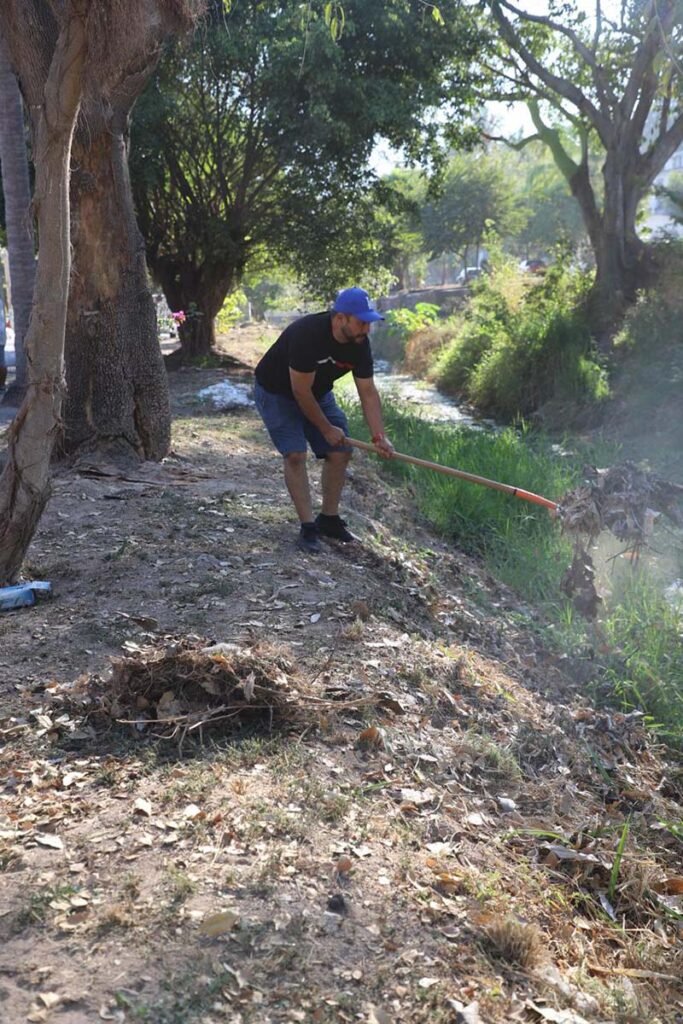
[354,376,394,458]
[289,368,345,447]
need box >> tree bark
[0,3,87,584]
[64,116,171,458]
[0,32,36,402]
[154,260,232,361]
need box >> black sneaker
[297,522,321,554]
[315,513,355,543]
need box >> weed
[17,884,77,926]
[608,818,630,903]
[165,866,196,904]
[479,916,544,969]
[95,902,137,934]
[342,617,365,640]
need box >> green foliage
[434,260,608,421]
[215,289,248,333]
[421,149,523,263]
[344,398,577,601]
[600,575,683,742]
[505,141,588,257]
[242,266,302,321]
[373,169,428,290]
[608,241,683,477]
[130,0,485,315]
[385,302,440,344]
[481,0,683,317]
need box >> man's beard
[342,326,368,344]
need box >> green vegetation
[431,260,608,423]
[346,400,578,601]
[384,302,440,349]
[344,399,683,742]
[130,0,482,357]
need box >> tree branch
[488,0,612,145]
[496,0,618,111]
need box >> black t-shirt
[255,312,374,399]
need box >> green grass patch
[599,574,683,741]
[346,398,578,603]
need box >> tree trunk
[0,6,86,585]
[0,32,36,402]
[155,262,230,362]
[587,156,647,340]
[176,307,216,360]
[63,118,171,458]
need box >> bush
[383,302,439,346]
[432,262,608,422]
[215,289,249,333]
[402,318,458,377]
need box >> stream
[369,360,497,432]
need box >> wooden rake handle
[346,437,559,513]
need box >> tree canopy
[129,0,484,356]
[480,0,683,331]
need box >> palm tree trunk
[0,32,35,402]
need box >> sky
[369,0,621,175]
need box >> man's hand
[372,433,395,459]
[323,424,347,447]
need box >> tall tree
[421,149,521,271]
[0,0,89,584]
[482,0,683,334]
[130,0,483,359]
[0,0,204,585]
[5,2,203,460]
[0,32,35,402]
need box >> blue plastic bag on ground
[0,581,52,612]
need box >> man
[254,286,394,553]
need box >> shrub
[215,289,249,333]
[432,261,607,422]
[383,301,440,346]
[402,317,459,377]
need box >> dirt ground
[1,329,682,1024]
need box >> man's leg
[321,450,351,515]
[284,451,314,523]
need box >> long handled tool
[347,437,559,513]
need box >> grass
[345,397,579,603]
[344,397,683,744]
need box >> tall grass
[346,399,579,602]
[600,575,683,741]
[344,398,683,743]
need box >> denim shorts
[254,381,350,458]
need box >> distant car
[456,267,482,285]
[519,258,547,275]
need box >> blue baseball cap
[332,287,385,323]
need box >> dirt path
[1,345,682,1024]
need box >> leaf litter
[1,354,683,1023]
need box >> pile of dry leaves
[60,639,312,746]
[559,462,683,546]
[51,638,382,749]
